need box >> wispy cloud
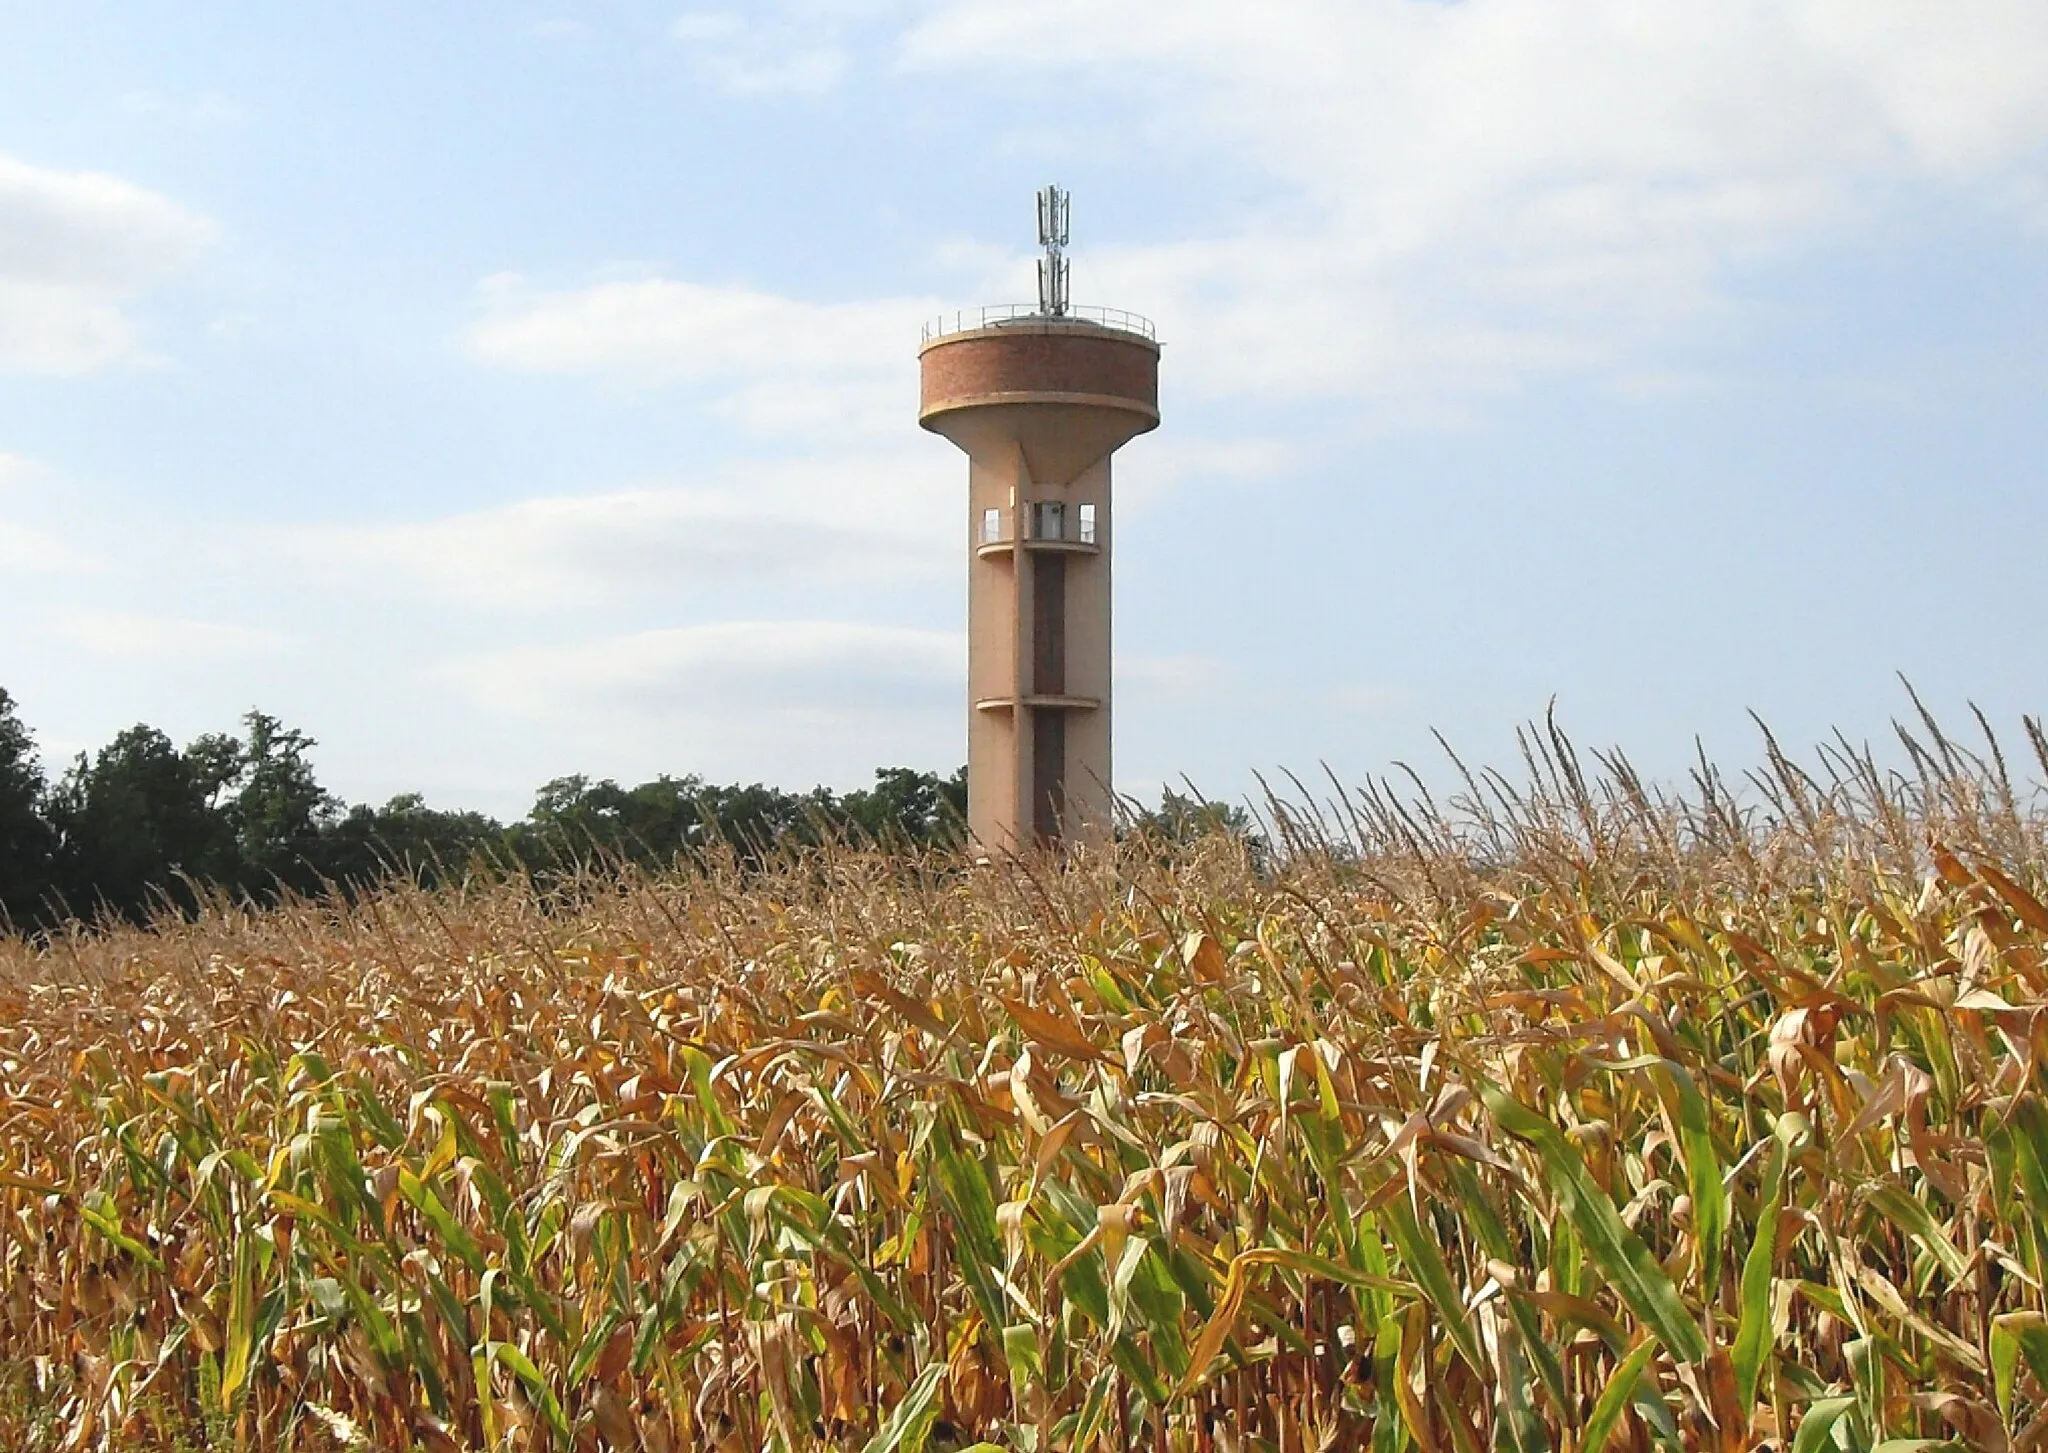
[465,272,934,435]
[441,619,963,781]
[0,519,92,575]
[671,11,850,94]
[262,453,956,610]
[899,0,2048,408]
[0,154,215,374]
[52,609,289,661]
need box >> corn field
[8,710,2048,1451]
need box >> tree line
[0,687,968,932]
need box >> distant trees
[318,795,504,891]
[1127,785,1257,844]
[0,690,56,930]
[45,724,242,916]
[841,766,970,844]
[0,685,1266,936]
[0,689,971,934]
[504,765,969,873]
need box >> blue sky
[1,1,2045,820]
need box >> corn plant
[4,709,2048,1451]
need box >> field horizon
[5,708,2048,1451]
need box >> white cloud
[52,609,288,661]
[442,620,963,780]
[466,272,934,435]
[0,154,215,374]
[672,10,850,94]
[0,517,90,575]
[265,452,956,609]
[897,0,2048,406]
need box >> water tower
[919,187,1160,852]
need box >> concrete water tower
[919,186,1160,853]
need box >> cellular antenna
[1035,184,1070,317]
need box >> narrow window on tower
[1032,710,1066,844]
[981,507,1001,543]
[1031,501,1065,541]
[1032,553,1066,695]
[1077,503,1097,545]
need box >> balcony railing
[923,303,1156,344]
[979,505,1099,550]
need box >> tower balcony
[973,694,1103,713]
[974,537,1100,560]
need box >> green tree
[226,712,337,896]
[316,793,505,889]
[838,766,967,846]
[515,774,697,867]
[514,773,802,869]
[1128,786,1267,868]
[0,689,56,929]
[48,725,242,922]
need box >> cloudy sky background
[1,2,2045,819]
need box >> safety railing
[922,303,1156,344]
[977,503,1101,550]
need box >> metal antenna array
[1036,184,1070,317]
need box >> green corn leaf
[1734,1130,1790,1412]
[861,1363,946,1453]
[217,1234,258,1411]
[333,1271,403,1362]
[1790,1396,1859,1453]
[1661,1061,1727,1299]
[77,1190,165,1271]
[1003,1321,1042,1410]
[1581,1336,1658,1453]
[489,1339,572,1445]
[1494,1319,1553,1453]
[396,1167,488,1272]
[1478,1078,1709,1364]
[2008,1098,2048,1275]
[566,1306,624,1387]
[931,1130,1007,1327]
[1109,1333,1172,1408]
[1441,1161,1569,1416]
[1992,1311,2048,1422]
[1106,1234,1147,1341]
[1068,1365,1117,1453]
[1862,1184,1967,1283]
[1383,1196,1487,1378]
[680,1045,735,1139]
[1372,1311,1404,1453]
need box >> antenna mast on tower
[1036,184,1070,317]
